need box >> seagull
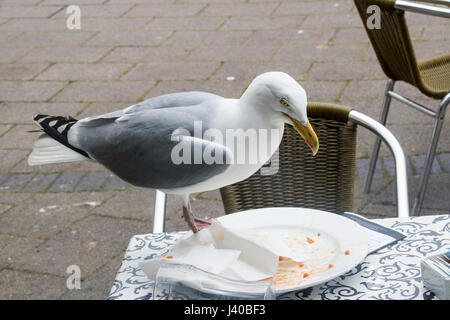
[28,72,319,233]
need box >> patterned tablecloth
[109,214,449,300]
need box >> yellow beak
[283,112,319,156]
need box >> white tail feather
[28,134,89,166]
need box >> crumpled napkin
[139,219,310,282]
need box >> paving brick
[273,43,366,62]
[246,29,334,45]
[0,18,67,32]
[52,5,133,18]
[0,0,41,5]
[144,79,249,99]
[109,0,175,3]
[332,27,370,44]
[0,6,61,18]
[355,158,383,178]
[146,16,226,31]
[420,23,450,41]
[0,47,33,63]
[0,63,50,81]
[0,191,109,239]
[0,32,22,46]
[12,157,105,174]
[0,269,66,300]
[11,32,95,48]
[186,45,278,63]
[274,1,353,15]
[123,62,219,81]
[307,61,385,81]
[200,3,278,16]
[0,81,68,102]
[0,124,12,136]
[373,173,450,211]
[85,30,172,46]
[0,173,35,192]
[75,171,111,191]
[59,255,123,300]
[77,101,133,118]
[0,124,36,149]
[124,4,205,18]
[0,203,12,215]
[0,174,11,186]
[302,13,363,28]
[91,188,179,220]
[0,234,43,267]
[36,63,133,81]
[340,80,386,102]
[53,81,155,102]
[0,150,29,172]
[211,62,311,82]
[387,124,450,155]
[10,214,150,277]
[439,153,450,172]
[40,0,105,4]
[101,46,192,63]
[410,154,441,175]
[302,80,346,102]
[221,16,303,30]
[0,102,87,124]
[109,0,175,2]
[101,175,129,191]
[49,172,86,192]
[165,30,252,46]
[72,17,150,32]
[19,47,112,63]
[22,173,59,192]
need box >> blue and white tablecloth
[109,214,449,300]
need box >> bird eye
[280,98,290,108]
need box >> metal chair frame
[151,110,410,233]
[364,0,450,216]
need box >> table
[108,214,449,300]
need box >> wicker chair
[151,102,409,233]
[353,0,450,216]
[219,102,409,218]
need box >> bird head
[241,72,319,156]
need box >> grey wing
[69,106,231,189]
[76,91,223,127]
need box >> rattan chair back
[220,102,357,214]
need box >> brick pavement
[0,0,449,299]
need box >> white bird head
[241,72,319,156]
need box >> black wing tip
[33,114,50,122]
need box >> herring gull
[28,72,319,233]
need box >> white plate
[216,207,370,294]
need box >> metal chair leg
[412,92,450,216]
[153,190,167,233]
[365,79,395,193]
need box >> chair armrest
[349,110,410,218]
[153,190,167,233]
[395,0,450,18]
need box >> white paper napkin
[139,219,310,282]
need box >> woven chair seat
[418,53,450,98]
